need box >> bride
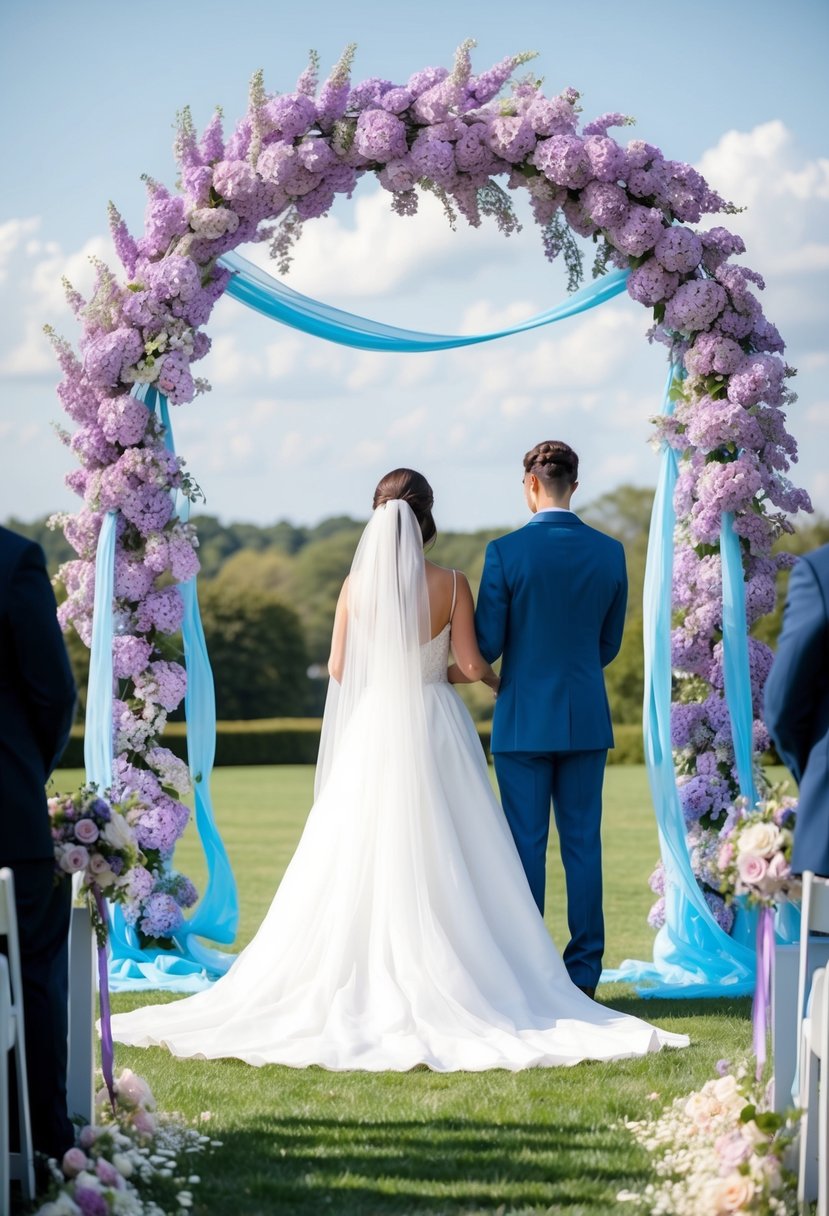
[111,469,688,1070]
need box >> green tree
[197,584,311,719]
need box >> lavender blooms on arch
[46,42,810,939]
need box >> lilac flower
[264,93,317,140]
[156,351,195,405]
[705,889,735,933]
[139,892,184,938]
[681,395,763,455]
[377,87,411,115]
[627,259,679,306]
[664,279,728,334]
[562,197,597,239]
[726,353,786,409]
[378,156,418,195]
[487,116,536,164]
[581,181,629,228]
[524,95,579,137]
[137,185,189,260]
[97,394,151,447]
[653,226,703,274]
[683,332,744,377]
[115,553,155,602]
[145,746,192,796]
[583,112,632,138]
[584,134,627,182]
[112,635,153,680]
[354,109,408,162]
[648,861,666,896]
[532,134,590,188]
[212,158,258,204]
[700,225,746,273]
[410,132,457,187]
[671,702,709,750]
[133,660,187,712]
[607,203,665,257]
[134,586,185,635]
[647,896,666,930]
[83,329,144,391]
[199,110,225,163]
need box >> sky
[1,0,827,532]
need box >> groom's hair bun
[523,441,579,487]
[373,468,437,546]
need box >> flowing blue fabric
[218,251,629,350]
[97,387,237,991]
[84,510,117,792]
[720,514,758,807]
[601,368,757,995]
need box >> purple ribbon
[752,904,775,1080]
[93,886,116,1111]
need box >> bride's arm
[447,573,499,690]
[327,578,349,684]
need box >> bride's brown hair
[372,468,437,546]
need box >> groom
[475,441,627,998]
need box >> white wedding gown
[111,503,688,1070]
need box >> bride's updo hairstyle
[523,440,579,489]
[372,468,437,547]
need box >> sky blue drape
[85,252,782,993]
[601,369,759,994]
[94,387,238,992]
[218,251,630,350]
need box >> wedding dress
[111,501,688,1070]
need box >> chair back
[0,870,23,1008]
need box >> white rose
[708,1173,756,1213]
[111,1152,134,1178]
[738,822,782,857]
[103,813,134,850]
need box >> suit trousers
[0,859,74,1160]
[493,749,607,990]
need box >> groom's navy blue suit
[475,511,627,989]
[764,543,829,878]
[0,526,76,1158]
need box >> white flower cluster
[617,1065,799,1215]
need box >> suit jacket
[475,512,627,753]
[0,527,76,862]
[764,543,829,876]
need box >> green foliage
[13,489,828,729]
[197,584,311,719]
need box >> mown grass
[56,764,789,1215]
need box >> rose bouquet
[36,1068,219,1216]
[717,791,799,909]
[49,784,144,946]
[618,1060,799,1215]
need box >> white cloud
[0,217,41,281]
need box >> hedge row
[58,720,647,768]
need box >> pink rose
[737,853,767,886]
[89,853,110,874]
[131,1107,157,1136]
[62,1146,89,1177]
[718,842,734,869]
[767,852,790,881]
[96,1157,123,1187]
[115,1068,156,1111]
[79,1125,101,1149]
[74,818,99,845]
[715,1130,752,1168]
[59,845,90,874]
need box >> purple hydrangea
[627,258,679,306]
[583,134,627,182]
[663,279,728,334]
[139,892,184,938]
[653,226,703,274]
[532,134,590,189]
[354,109,408,162]
[581,181,629,228]
[608,203,665,257]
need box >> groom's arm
[599,544,628,668]
[475,541,509,664]
[764,555,823,783]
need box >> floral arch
[49,43,810,993]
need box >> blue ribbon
[218,250,630,350]
[601,367,757,995]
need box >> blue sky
[1,0,827,530]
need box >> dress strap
[449,569,458,621]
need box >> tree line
[8,486,827,725]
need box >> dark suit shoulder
[0,526,45,583]
[799,543,829,588]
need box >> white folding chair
[0,867,35,1209]
[797,871,829,1214]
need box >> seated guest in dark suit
[764,542,829,878]
[0,525,76,1160]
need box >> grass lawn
[57,764,791,1216]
